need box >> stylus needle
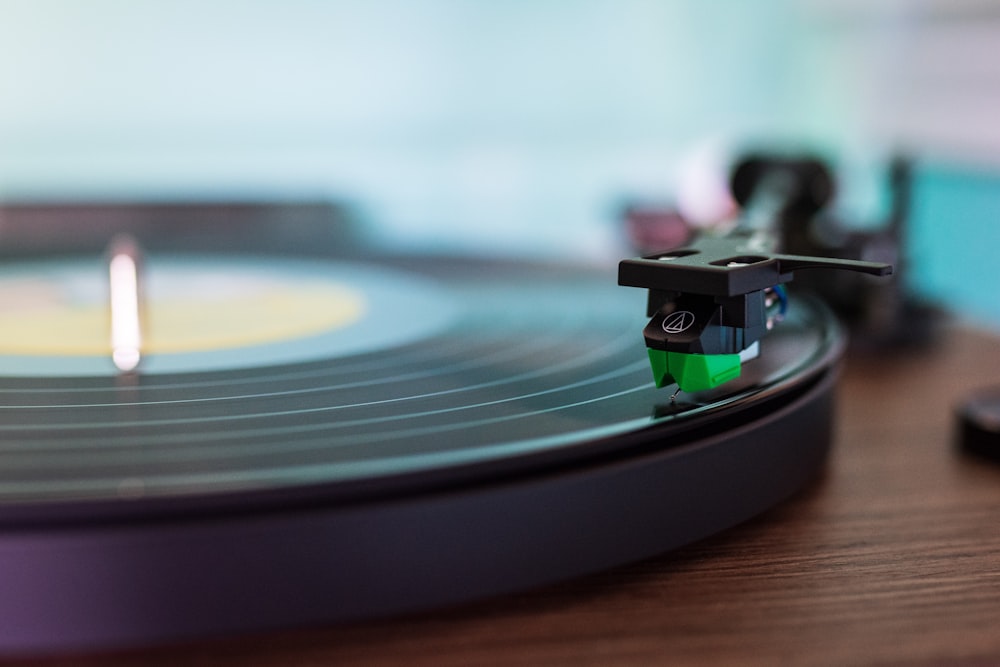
[108,235,144,373]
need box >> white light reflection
[108,241,143,373]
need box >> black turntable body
[0,201,874,653]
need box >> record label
[0,257,456,376]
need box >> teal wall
[0,0,836,257]
[0,1,998,323]
[910,164,1000,326]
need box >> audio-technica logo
[661,310,696,334]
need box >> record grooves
[0,254,842,653]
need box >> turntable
[0,196,890,654]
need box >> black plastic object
[730,154,835,218]
[0,200,362,258]
[957,386,1000,463]
[618,230,891,359]
[618,232,892,300]
[641,290,766,355]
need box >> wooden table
[26,326,1000,666]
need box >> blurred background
[0,0,998,322]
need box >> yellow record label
[0,272,365,356]
[0,257,452,376]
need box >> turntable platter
[0,253,841,653]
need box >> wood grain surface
[21,326,1000,667]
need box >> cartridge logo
[662,310,695,334]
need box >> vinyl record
[0,252,841,653]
